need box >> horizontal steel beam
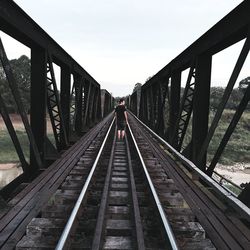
[0,0,99,87]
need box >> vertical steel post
[74,76,83,134]
[156,79,169,137]
[149,87,154,128]
[30,46,47,171]
[83,80,91,129]
[60,64,71,140]
[192,54,212,170]
[88,84,95,127]
[146,89,150,125]
[93,87,100,123]
[139,93,144,121]
[169,71,181,145]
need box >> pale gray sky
[2,0,247,96]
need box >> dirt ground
[0,114,53,132]
[0,163,17,170]
[215,163,250,186]
[1,114,250,186]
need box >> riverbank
[0,163,23,189]
[215,163,250,186]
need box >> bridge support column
[74,76,83,134]
[149,86,155,128]
[60,65,71,141]
[169,71,181,146]
[192,54,212,170]
[30,46,47,171]
[93,87,100,123]
[156,80,168,137]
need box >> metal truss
[0,1,114,196]
[46,53,69,150]
[129,1,250,186]
[69,81,76,131]
[172,66,195,151]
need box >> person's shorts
[117,121,126,131]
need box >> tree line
[0,55,249,113]
[132,77,250,111]
[0,55,30,113]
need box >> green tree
[0,55,30,113]
[133,82,142,93]
[209,87,224,111]
[239,76,250,93]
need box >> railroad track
[16,117,179,249]
[4,111,250,249]
[128,112,250,250]
[0,114,113,249]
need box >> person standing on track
[115,98,128,140]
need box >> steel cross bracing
[46,53,69,150]
[69,80,76,132]
[171,65,195,151]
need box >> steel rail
[127,123,179,250]
[125,134,145,250]
[129,111,250,220]
[56,117,115,250]
[91,128,117,250]
[92,130,145,249]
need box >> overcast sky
[2,0,247,96]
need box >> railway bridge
[0,0,250,249]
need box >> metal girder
[101,89,113,118]
[100,89,105,118]
[74,76,83,134]
[69,79,76,131]
[30,46,47,167]
[192,54,212,169]
[130,91,138,116]
[168,72,181,144]
[139,92,145,121]
[92,87,100,123]
[46,53,68,150]
[149,86,155,128]
[146,89,151,125]
[83,81,92,128]
[0,0,99,88]
[0,37,43,169]
[60,65,71,138]
[155,80,169,137]
[171,66,195,151]
[158,78,169,137]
